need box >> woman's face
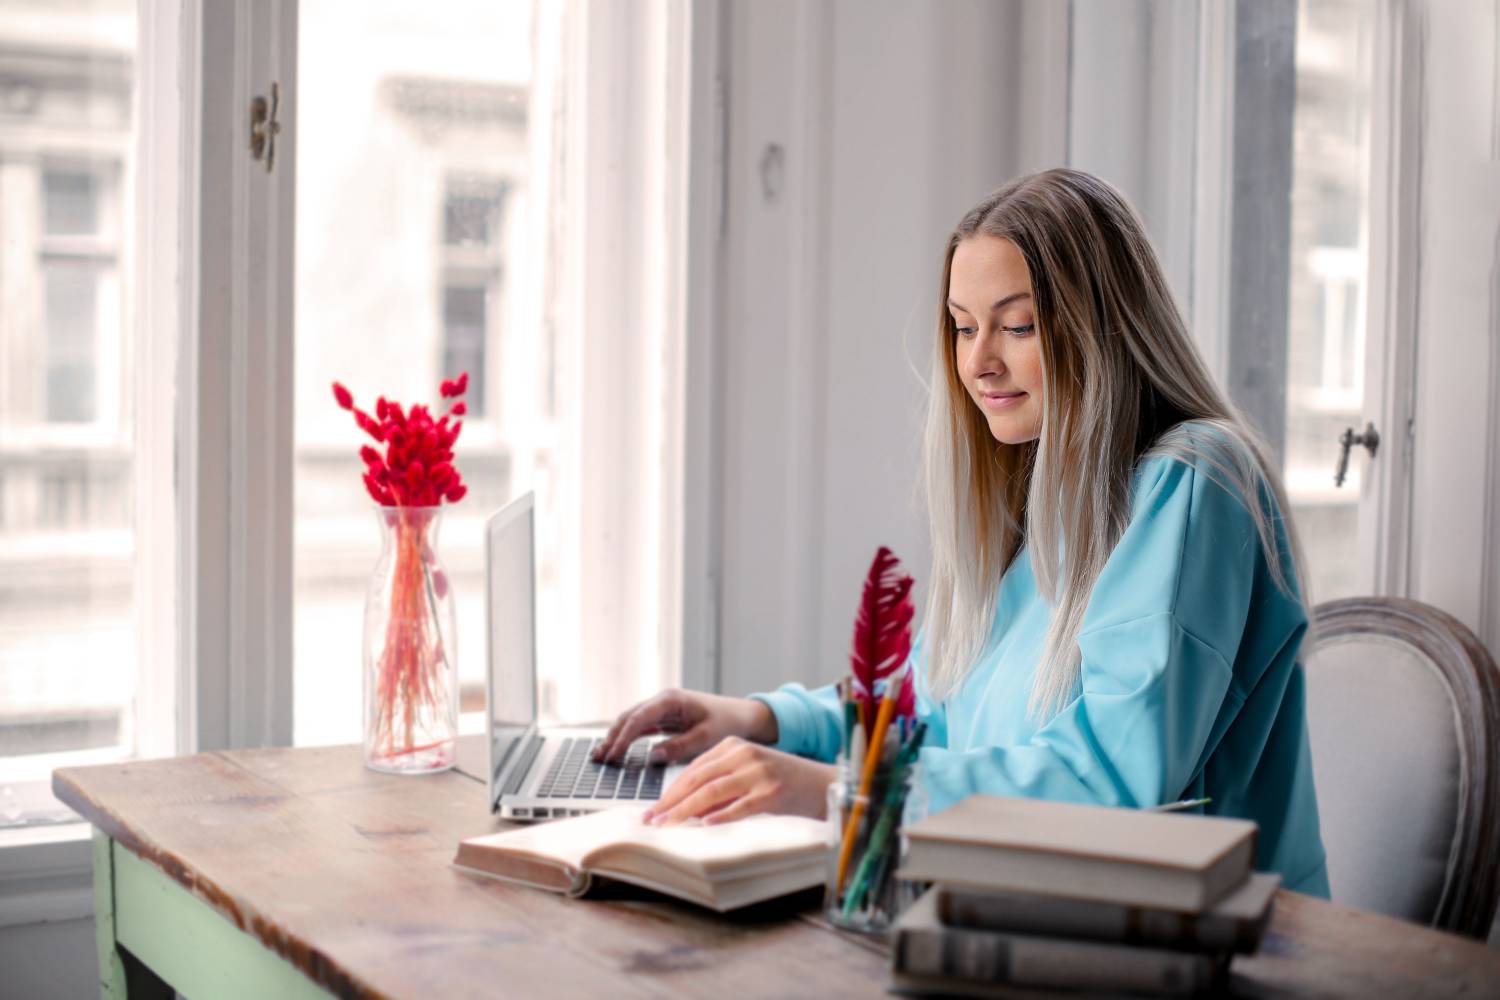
[948,235,1044,444]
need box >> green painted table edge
[92,828,335,1000]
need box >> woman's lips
[981,391,1027,410]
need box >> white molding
[1068,1,1151,202]
[181,0,296,751]
[134,0,184,760]
[241,0,296,749]
[548,0,687,719]
[1360,0,1422,599]
[780,0,834,702]
[714,0,838,697]
[671,0,725,696]
[0,827,93,929]
[1484,222,1500,653]
[1149,1,1201,306]
[0,0,188,930]
[1191,0,1234,383]
[1016,0,1070,170]
[1481,3,1500,655]
[1493,0,1500,162]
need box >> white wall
[714,0,1068,697]
[0,917,97,998]
[1069,0,1200,314]
[1409,0,1500,656]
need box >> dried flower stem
[367,512,451,766]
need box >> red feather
[896,671,915,719]
[849,546,915,731]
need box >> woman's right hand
[591,689,779,765]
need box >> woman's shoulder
[1131,419,1270,504]
[1104,419,1306,643]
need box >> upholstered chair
[1302,597,1500,939]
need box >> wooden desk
[54,743,1500,999]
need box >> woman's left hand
[643,737,837,826]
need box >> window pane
[0,0,140,828]
[445,191,499,249]
[44,170,100,236]
[442,284,488,417]
[294,0,534,747]
[1284,0,1375,602]
[45,263,100,423]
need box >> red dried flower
[336,375,470,508]
[354,410,385,442]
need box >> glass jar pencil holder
[824,754,927,934]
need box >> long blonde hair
[922,168,1310,717]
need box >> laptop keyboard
[534,737,666,802]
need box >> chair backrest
[1303,597,1500,938]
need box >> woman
[593,168,1330,896]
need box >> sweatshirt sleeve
[917,454,1289,815]
[748,682,845,761]
[750,636,950,762]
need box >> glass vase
[363,505,458,774]
[824,753,928,934]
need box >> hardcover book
[892,889,1229,997]
[936,872,1280,954]
[899,795,1258,912]
[453,806,831,912]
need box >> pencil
[833,670,903,896]
[840,722,925,917]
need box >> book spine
[937,887,1254,953]
[895,924,1222,996]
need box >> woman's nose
[966,331,1006,379]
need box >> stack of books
[892,796,1279,997]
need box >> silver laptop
[485,492,684,820]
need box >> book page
[459,806,831,880]
[459,806,655,871]
[584,809,831,878]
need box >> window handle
[1334,422,1380,488]
[249,82,282,174]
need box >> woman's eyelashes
[952,322,1034,339]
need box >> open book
[453,806,832,912]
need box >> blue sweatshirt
[751,443,1331,896]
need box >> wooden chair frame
[1311,597,1500,939]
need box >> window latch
[249,82,282,173]
[1334,422,1380,488]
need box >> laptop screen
[485,492,538,801]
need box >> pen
[834,678,902,895]
[1147,797,1212,813]
[840,722,926,918]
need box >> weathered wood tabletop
[53,741,1500,999]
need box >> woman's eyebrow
[946,291,1032,314]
